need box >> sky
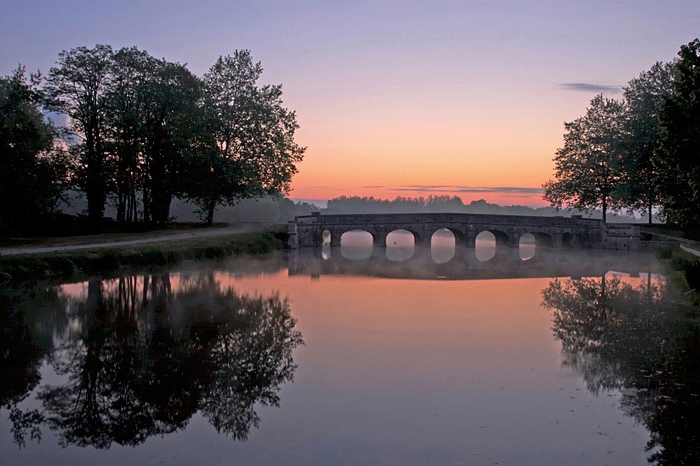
[2,0,699,206]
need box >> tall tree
[655,39,700,228]
[140,58,203,224]
[45,45,113,230]
[106,47,151,223]
[0,67,68,235]
[195,51,305,224]
[543,94,626,222]
[620,61,676,224]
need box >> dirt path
[0,223,276,256]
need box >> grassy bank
[657,248,700,306]
[0,226,288,284]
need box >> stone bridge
[288,213,641,250]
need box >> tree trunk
[602,195,607,223]
[205,199,216,225]
[85,130,106,232]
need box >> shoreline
[0,226,288,284]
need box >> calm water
[2,240,699,465]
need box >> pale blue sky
[2,0,698,203]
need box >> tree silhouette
[543,95,626,222]
[655,38,700,227]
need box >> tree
[106,47,151,223]
[620,61,676,224]
[45,45,113,230]
[138,58,203,224]
[194,51,305,224]
[543,94,626,222]
[0,67,69,235]
[655,39,700,227]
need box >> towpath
[0,223,274,256]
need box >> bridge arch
[477,229,511,247]
[431,228,457,263]
[339,229,374,260]
[386,228,420,246]
[562,232,573,248]
[530,232,554,247]
[519,233,536,261]
[475,231,497,262]
[322,229,331,245]
[431,227,466,245]
[386,229,416,262]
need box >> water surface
[1,246,698,465]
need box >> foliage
[620,61,676,223]
[192,51,306,224]
[0,67,70,235]
[138,57,204,224]
[543,94,626,222]
[655,39,700,228]
[38,45,305,230]
[45,45,114,230]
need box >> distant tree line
[0,45,304,235]
[543,39,700,227]
[312,195,642,221]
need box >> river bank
[0,225,288,283]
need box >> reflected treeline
[0,273,303,449]
[542,276,700,465]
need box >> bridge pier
[373,232,387,248]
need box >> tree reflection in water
[542,275,700,465]
[1,272,303,449]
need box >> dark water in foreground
[2,245,700,465]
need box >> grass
[641,223,700,242]
[0,222,231,248]
[0,226,288,284]
[657,247,700,307]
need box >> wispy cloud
[366,185,544,195]
[560,83,622,94]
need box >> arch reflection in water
[3,273,303,449]
[386,229,415,262]
[321,244,331,260]
[340,230,373,260]
[519,233,536,261]
[431,228,456,264]
[475,231,496,262]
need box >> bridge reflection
[289,247,662,281]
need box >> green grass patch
[0,226,288,284]
[657,247,700,307]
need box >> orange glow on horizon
[288,110,560,207]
